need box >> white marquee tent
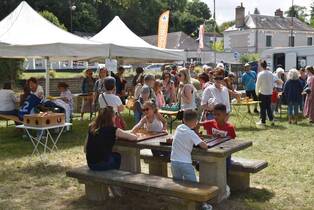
[90,16,186,63]
[0,1,109,95]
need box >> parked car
[144,64,164,71]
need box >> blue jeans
[288,102,299,117]
[171,161,197,182]
[88,152,121,171]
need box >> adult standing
[201,69,230,120]
[189,63,197,79]
[132,67,144,87]
[162,71,176,104]
[0,82,18,116]
[81,69,95,120]
[299,68,307,111]
[303,66,314,123]
[241,63,259,113]
[177,68,197,110]
[94,67,108,110]
[255,61,274,126]
[283,69,303,124]
[111,66,127,104]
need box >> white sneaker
[256,121,266,127]
[201,202,213,210]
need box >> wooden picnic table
[114,135,252,202]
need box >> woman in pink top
[154,80,165,108]
[303,66,314,123]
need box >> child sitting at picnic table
[131,100,168,157]
[85,106,137,171]
[131,100,167,133]
[201,103,236,139]
[170,110,212,210]
[200,103,235,201]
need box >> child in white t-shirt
[171,110,208,181]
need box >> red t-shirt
[203,120,236,139]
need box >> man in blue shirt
[242,63,259,113]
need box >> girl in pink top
[154,80,165,108]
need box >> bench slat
[230,157,268,173]
[67,166,218,202]
[0,114,22,123]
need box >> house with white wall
[224,3,314,55]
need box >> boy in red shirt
[202,103,236,139]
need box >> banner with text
[157,10,170,48]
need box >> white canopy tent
[90,16,186,63]
[0,1,108,95]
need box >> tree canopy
[0,0,213,36]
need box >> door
[273,53,285,70]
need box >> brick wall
[35,76,134,96]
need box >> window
[289,36,295,47]
[307,37,313,46]
[266,35,272,47]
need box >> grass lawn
[20,72,84,80]
[0,110,313,210]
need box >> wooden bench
[140,153,268,191]
[228,157,268,191]
[67,166,218,210]
[0,114,22,126]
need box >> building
[142,31,237,64]
[224,3,314,54]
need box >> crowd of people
[0,60,313,209]
[83,61,313,209]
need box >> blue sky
[202,0,312,24]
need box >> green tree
[240,53,260,64]
[0,58,24,83]
[40,10,67,30]
[285,5,308,23]
[211,40,224,52]
[73,1,101,33]
[219,20,235,32]
[186,0,211,20]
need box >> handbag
[101,93,126,129]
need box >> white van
[261,46,314,71]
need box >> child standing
[171,110,211,210]
[85,107,137,171]
[134,86,150,123]
[154,80,166,108]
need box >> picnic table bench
[0,114,22,126]
[67,166,219,210]
[141,152,268,191]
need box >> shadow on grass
[0,119,89,160]
[17,162,71,178]
[231,187,275,202]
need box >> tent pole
[45,57,49,97]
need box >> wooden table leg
[197,156,227,203]
[114,145,141,173]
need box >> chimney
[275,9,283,17]
[235,3,245,28]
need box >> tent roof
[0,1,107,58]
[90,16,185,62]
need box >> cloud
[202,0,312,24]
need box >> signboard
[105,59,118,72]
[157,10,170,48]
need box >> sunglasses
[178,74,183,77]
[142,108,150,112]
[214,77,224,81]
